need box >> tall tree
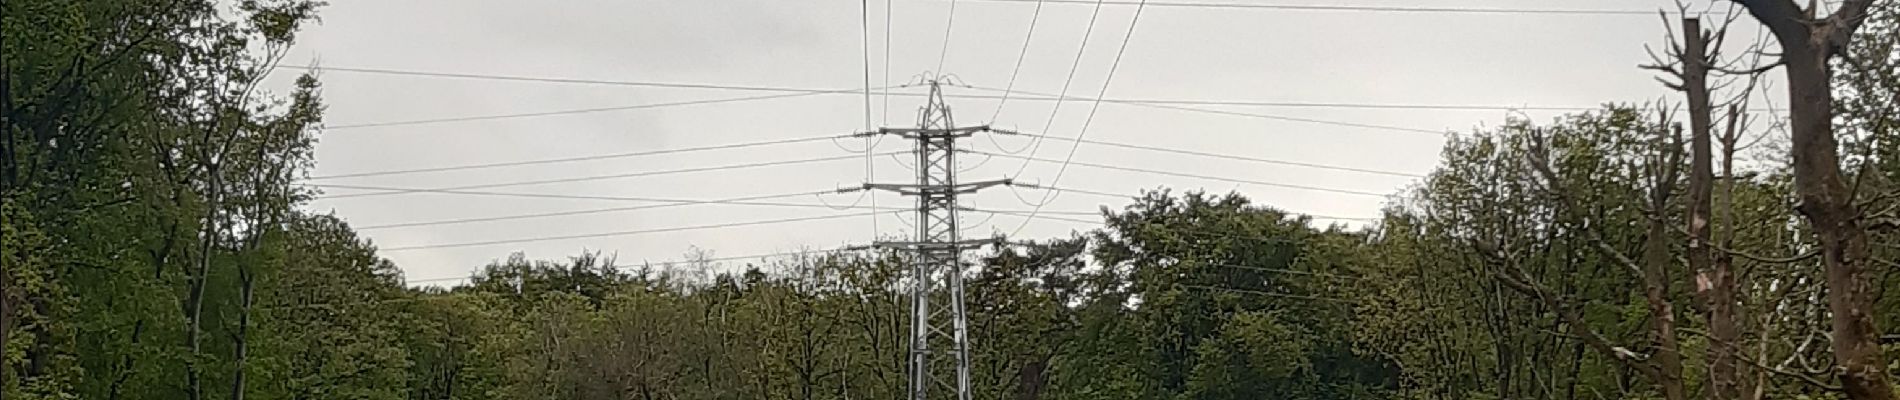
[1726,1,1895,398]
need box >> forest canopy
[3,1,1896,399]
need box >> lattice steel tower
[855,78,1010,400]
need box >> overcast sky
[274,0,1778,285]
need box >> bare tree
[1647,13,1752,400]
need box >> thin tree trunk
[2,251,11,398]
[1679,18,1744,400]
[185,166,221,400]
[229,262,252,400]
[1642,206,1689,400]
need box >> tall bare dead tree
[1727,1,1896,399]
[1647,14,1749,400]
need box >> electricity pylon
[852,78,1012,400]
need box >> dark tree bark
[1728,1,1895,399]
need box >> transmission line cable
[312,183,814,203]
[863,0,884,239]
[310,135,847,180]
[963,85,1444,135]
[290,65,878,94]
[319,153,897,199]
[950,0,1687,16]
[1210,262,1362,280]
[963,91,1681,112]
[1183,285,1359,304]
[270,248,871,307]
[299,65,1769,116]
[394,247,867,285]
[937,0,959,73]
[300,64,1700,134]
[988,0,1048,123]
[1010,0,1148,236]
[986,151,1390,197]
[325,90,882,130]
[1002,185,1381,220]
[1015,134,1421,177]
[884,0,895,125]
[356,191,904,231]
[1011,0,1108,179]
[381,212,896,252]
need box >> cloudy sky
[274,0,1778,285]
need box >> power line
[863,0,883,244]
[1011,0,1109,179]
[325,90,876,130]
[310,135,847,180]
[397,247,870,285]
[988,0,1048,123]
[356,191,907,231]
[298,65,1694,134]
[884,0,895,125]
[1011,0,1144,237]
[1210,262,1362,280]
[985,205,1373,227]
[972,92,1624,112]
[318,153,895,199]
[313,183,802,203]
[1021,185,1381,220]
[381,212,894,252]
[290,65,872,94]
[272,248,875,307]
[300,64,1770,120]
[1183,285,1359,304]
[1002,133,1422,177]
[936,0,960,73]
[984,151,1391,197]
[963,85,1446,135]
[951,0,1686,16]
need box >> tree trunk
[1730,1,1896,398]
[185,166,220,400]
[1643,208,1689,400]
[1786,50,1894,400]
[229,263,253,400]
[2,253,11,397]
[1678,18,1744,400]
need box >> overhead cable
[381,212,895,252]
[951,0,1685,16]
[310,135,847,180]
[318,153,894,199]
[356,191,906,230]
[1006,133,1423,177]
[986,151,1390,197]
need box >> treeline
[249,194,1396,400]
[5,0,1898,400]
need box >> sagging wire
[816,188,872,210]
[1005,179,1058,207]
[984,125,1039,154]
[959,152,995,173]
[889,152,919,171]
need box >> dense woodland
[3,1,1897,399]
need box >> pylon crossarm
[862,179,1012,196]
[871,238,1001,250]
[859,125,994,139]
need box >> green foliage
[5,1,1895,399]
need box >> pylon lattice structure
[853,78,1012,400]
